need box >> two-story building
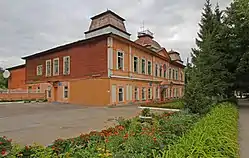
[8,10,185,106]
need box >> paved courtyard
[0,103,140,145]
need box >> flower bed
[1,110,199,158]
[154,102,239,158]
[141,99,184,109]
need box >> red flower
[51,146,55,150]
[1,150,6,156]
[0,142,2,145]
[123,133,129,139]
[7,139,12,142]
[105,139,108,143]
[25,145,29,150]
[153,137,157,142]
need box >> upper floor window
[133,56,138,73]
[155,64,158,77]
[164,69,167,78]
[37,65,43,76]
[53,58,59,76]
[46,60,52,77]
[176,70,178,80]
[117,51,124,70]
[169,68,172,79]
[159,65,162,77]
[134,87,139,101]
[141,59,146,74]
[148,88,152,100]
[63,56,70,75]
[173,69,175,80]
[148,61,152,75]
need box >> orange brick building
[8,10,185,106]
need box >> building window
[142,88,146,100]
[46,60,51,76]
[53,58,59,76]
[117,51,124,70]
[37,86,40,93]
[118,87,124,102]
[169,68,172,79]
[141,59,146,74]
[156,87,159,99]
[148,88,152,99]
[176,70,178,80]
[47,86,51,98]
[148,61,152,75]
[28,86,32,93]
[164,69,167,78]
[155,64,158,77]
[63,56,70,75]
[176,88,179,98]
[36,65,43,76]
[64,86,68,98]
[173,69,175,80]
[159,65,162,77]
[134,87,139,101]
[133,56,138,73]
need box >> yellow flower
[97,148,102,151]
[98,153,102,156]
[106,150,110,153]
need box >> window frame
[148,88,152,100]
[53,58,59,76]
[147,60,152,75]
[117,51,124,70]
[118,87,124,102]
[141,58,146,74]
[155,64,158,77]
[142,87,146,101]
[46,59,52,77]
[63,85,69,99]
[63,56,70,75]
[36,65,43,76]
[159,65,162,77]
[133,56,139,73]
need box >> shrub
[156,102,239,158]
[141,108,151,117]
[0,136,12,157]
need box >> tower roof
[90,10,125,21]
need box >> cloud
[0,0,232,68]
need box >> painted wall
[8,67,26,89]
[25,36,108,84]
[70,78,110,106]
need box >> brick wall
[0,92,46,101]
[8,66,26,89]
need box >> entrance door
[112,85,116,103]
[54,87,58,102]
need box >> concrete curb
[139,106,181,112]
[0,101,25,104]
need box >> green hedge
[155,102,239,158]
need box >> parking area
[0,103,140,145]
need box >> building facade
[8,10,185,106]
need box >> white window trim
[148,88,152,99]
[46,59,52,77]
[63,56,70,75]
[116,51,124,71]
[118,87,124,102]
[36,65,43,76]
[141,58,146,74]
[133,55,139,73]
[63,85,69,99]
[155,63,158,77]
[53,58,59,76]
[147,60,152,75]
[142,88,146,100]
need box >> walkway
[239,99,249,158]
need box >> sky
[0,0,232,68]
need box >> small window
[64,86,69,98]
[37,86,40,93]
[133,56,138,73]
[159,65,162,77]
[173,69,175,80]
[148,88,152,99]
[134,87,139,100]
[117,51,124,70]
[118,87,124,102]
[37,65,43,76]
[46,60,52,76]
[156,87,159,99]
[63,56,70,75]
[53,58,59,76]
[47,87,51,98]
[169,69,172,79]
[164,70,166,78]
[155,64,158,77]
[148,61,152,75]
[28,86,32,93]
[176,70,178,80]
[141,59,146,74]
[142,88,146,100]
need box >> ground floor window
[118,87,124,102]
[148,88,152,99]
[37,86,40,93]
[134,87,139,101]
[156,87,159,99]
[142,88,146,100]
[64,86,69,98]
[165,88,168,98]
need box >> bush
[0,136,12,157]
[156,102,239,158]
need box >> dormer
[84,10,131,39]
[168,50,183,64]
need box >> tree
[0,67,8,89]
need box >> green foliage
[0,73,7,89]
[156,102,239,158]
[141,100,184,109]
[0,136,12,157]
[141,108,151,117]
